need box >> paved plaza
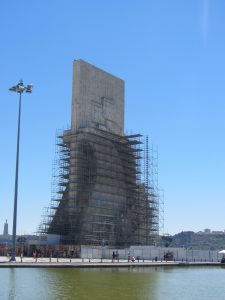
[0,256,221,268]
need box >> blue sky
[0,0,225,235]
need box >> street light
[9,80,33,261]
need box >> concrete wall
[71,59,124,135]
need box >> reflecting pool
[0,266,225,300]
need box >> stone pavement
[0,256,221,268]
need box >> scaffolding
[144,136,164,241]
[40,127,161,246]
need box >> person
[221,256,225,263]
[131,256,135,262]
[112,251,116,261]
[128,251,131,262]
[115,251,119,261]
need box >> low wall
[80,245,222,262]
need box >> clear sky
[0,0,224,236]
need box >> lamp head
[9,80,33,94]
[26,84,33,93]
[9,86,17,92]
[17,81,25,93]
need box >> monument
[40,60,159,246]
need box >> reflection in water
[45,267,158,300]
[0,267,225,300]
[8,269,16,300]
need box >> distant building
[0,220,11,244]
[3,220,8,237]
[198,229,225,235]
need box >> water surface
[0,266,225,300]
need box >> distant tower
[3,220,8,237]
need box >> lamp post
[9,80,33,261]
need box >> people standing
[128,251,131,262]
[115,251,119,261]
[112,251,116,262]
